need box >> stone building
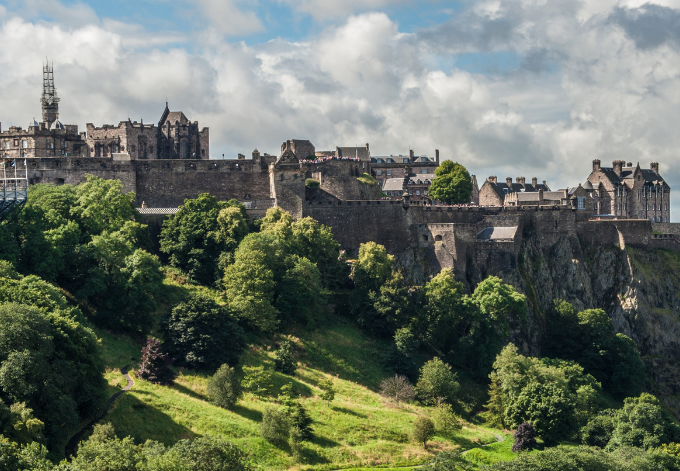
[586,160,670,222]
[85,102,209,160]
[1,65,209,161]
[479,176,551,207]
[0,63,87,160]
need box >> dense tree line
[0,177,163,333]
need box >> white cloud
[278,0,411,20]
[2,0,680,219]
[191,0,263,35]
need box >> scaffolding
[0,160,28,215]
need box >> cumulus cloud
[1,0,680,219]
[278,0,412,20]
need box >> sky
[1,0,680,218]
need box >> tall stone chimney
[538,189,544,201]
[506,177,513,187]
[252,148,260,160]
[517,176,526,185]
[489,176,497,184]
[532,177,538,187]
[651,162,659,174]
[613,160,624,176]
[435,149,440,164]
[409,149,414,159]
[593,159,601,172]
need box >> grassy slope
[94,275,512,470]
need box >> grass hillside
[96,312,512,470]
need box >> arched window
[435,235,443,242]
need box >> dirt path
[65,365,135,459]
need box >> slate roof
[477,227,518,241]
[165,111,189,125]
[337,146,370,161]
[382,178,405,192]
[597,166,670,189]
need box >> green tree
[70,175,136,237]
[368,270,412,337]
[421,269,468,353]
[415,358,460,406]
[380,375,415,404]
[241,366,273,398]
[164,293,246,370]
[351,242,394,327]
[273,340,297,375]
[288,217,343,288]
[160,194,248,284]
[608,393,680,450]
[275,256,325,326]
[428,161,473,205]
[260,407,290,446]
[412,416,435,449]
[164,435,252,471]
[580,412,616,448]
[318,378,336,406]
[207,364,242,410]
[431,402,461,437]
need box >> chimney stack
[365,143,369,152]
[613,160,624,176]
[651,162,659,174]
[409,149,414,159]
[252,148,260,160]
[435,149,440,164]
[489,176,497,184]
[593,159,601,172]
[506,177,513,187]
[532,177,538,187]
[538,189,544,201]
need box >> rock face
[460,231,680,414]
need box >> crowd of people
[299,155,362,164]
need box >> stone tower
[40,61,60,127]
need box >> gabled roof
[382,178,405,192]
[477,226,518,241]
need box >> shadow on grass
[309,434,340,448]
[104,392,196,446]
[272,372,314,398]
[170,382,209,401]
[331,405,367,418]
[301,444,330,465]
[232,404,263,422]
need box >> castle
[1,64,677,279]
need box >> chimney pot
[613,160,624,176]
[532,177,538,186]
[489,176,497,184]
[409,149,414,158]
[506,177,513,187]
[592,159,601,172]
[435,149,440,164]
[651,162,659,174]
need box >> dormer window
[403,158,408,163]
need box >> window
[112,144,119,153]
[403,158,408,163]
[420,169,427,174]
[47,141,53,149]
[376,170,382,176]
[387,158,393,163]
[131,145,136,152]
[659,204,662,211]
[578,197,585,209]
[201,149,205,156]
[623,203,627,211]
[390,191,394,196]
[617,203,620,211]
[416,190,421,196]
[646,203,649,210]
[63,141,68,148]
[665,217,668,222]
[3,141,9,149]
[386,170,392,176]
[21,140,28,149]
[377,158,384,163]
[665,204,668,211]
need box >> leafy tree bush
[415,358,460,406]
[305,178,320,189]
[431,402,461,437]
[207,364,242,410]
[543,300,645,399]
[428,161,473,205]
[165,435,252,471]
[289,426,304,463]
[419,269,467,354]
[607,393,680,450]
[0,401,44,445]
[580,412,616,448]
[0,299,105,452]
[273,340,297,375]
[318,378,336,406]
[275,256,325,325]
[489,344,601,444]
[137,337,175,385]
[260,407,290,446]
[367,270,413,337]
[241,366,273,398]
[380,375,416,404]
[422,450,473,471]
[160,194,249,285]
[351,242,394,326]
[512,422,537,452]
[164,293,246,370]
[412,416,435,449]
[0,438,52,471]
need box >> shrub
[260,407,290,446]
[164,293,246,371]
[318,378,336,406]
[207,364,242,410]
[580,413,615,448]
[241,366,273,398]
[305,179,320,189]
[415,357,460,406]
[412,416,435,449]
[431,402,461,437]
[273,340,297,375]
[287,402,313,440]
[512,422,537,452]
[380,375,416,404]
[138,337,175,385]
[289,426,304,463]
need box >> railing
[0,159,28,215]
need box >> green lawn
[97,314,512,470]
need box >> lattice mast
[40,60,59,126]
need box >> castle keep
[2,65,677,278]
